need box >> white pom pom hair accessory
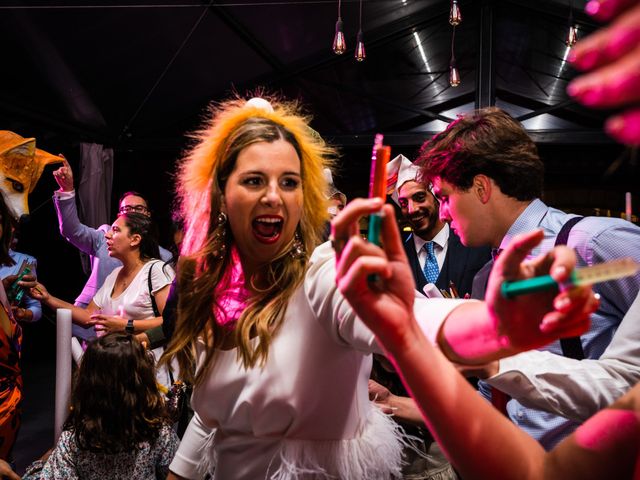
[244,97,275,113]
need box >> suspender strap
[555,216,583,246]
[554,216,585,360]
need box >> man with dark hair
[52,159,171,340]
[420,107,544,205]
[418,106,640,450]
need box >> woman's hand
[136,332,150,348]
[11,306,33,322]
[29,282,50,302]
[568,0,640,144]
[331,198,418,350]
[484,230,599,354]
[369,379,396,415]
[369,379,425,426]
[2,273,37,293]
[91,313,127,334]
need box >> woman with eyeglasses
[31,212,175,385]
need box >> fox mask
[0,130,63,220]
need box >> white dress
[92,259,175,386]
[170,243,465,480]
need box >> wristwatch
[125,318,135,334]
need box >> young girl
[23,333,179,479]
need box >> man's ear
[473,174,492,204]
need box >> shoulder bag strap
[148,261,160,318]
[147,261,172,382]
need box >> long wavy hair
[64,333,169,453]
[162,96,335,383]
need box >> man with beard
[390,154,490,298]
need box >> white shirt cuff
[54,189,76,200]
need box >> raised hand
[332,199,419,349]
[52,155,74,191]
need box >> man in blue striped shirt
[418,106,640,450]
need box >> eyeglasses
[119,204,150,215]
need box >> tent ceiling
[0,0,612,152]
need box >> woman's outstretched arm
[331,199,630,479]
[30,282,95,327]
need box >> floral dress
[22,424,179,480]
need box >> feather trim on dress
[269,406,410,480]
[197,427,217,477]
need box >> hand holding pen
[484,229,599,353]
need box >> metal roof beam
[476,0,496,109]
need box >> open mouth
[252,216,283,244]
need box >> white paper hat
[386,154,420,205]
[323,168,347,205]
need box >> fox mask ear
[31,148,63,193]
[3,139,35,159]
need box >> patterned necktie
[422,241,440,284]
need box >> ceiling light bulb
[449,0,462,26]
[333,18,347,54]
[566,25,578,47]
[449,62,461,87]
[355,30,366,61]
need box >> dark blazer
[404,229,492,297]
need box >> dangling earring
[290,230,305,259]
[213,211,228,259]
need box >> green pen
[501,257,639,299]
